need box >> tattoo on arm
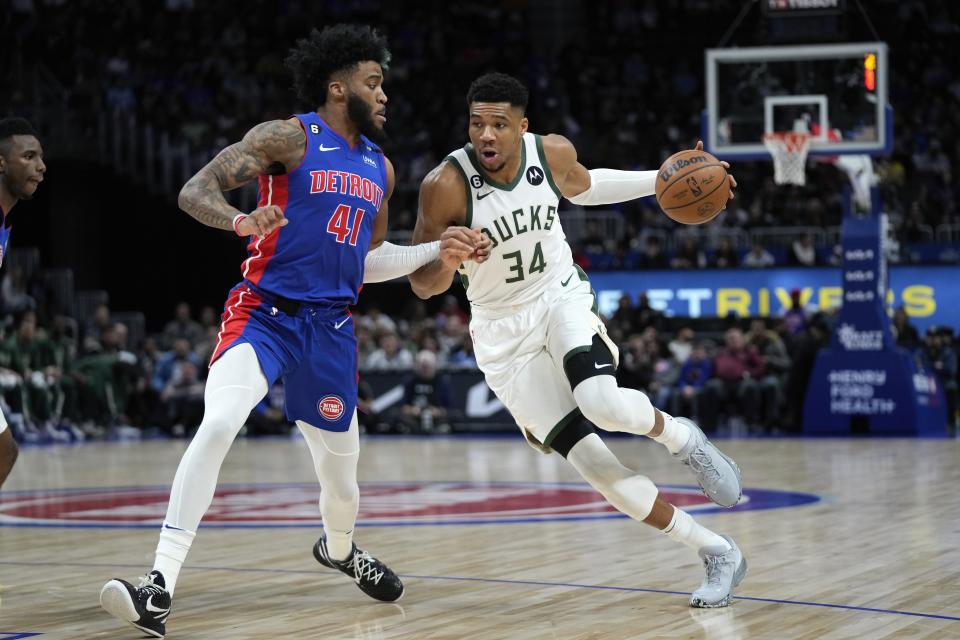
[177,120,305,230]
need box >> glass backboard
[704,42,890,160]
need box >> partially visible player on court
[410,73,746,608]
[0,117,46,489]
[100,25,488,638]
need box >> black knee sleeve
[549,417,595,458]
[563,334,617,391]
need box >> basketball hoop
[763,132,811,186]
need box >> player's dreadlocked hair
[285,24,391,108]
[466,73,529,112]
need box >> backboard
[704,42,890,160]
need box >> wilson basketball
[655,150,729,225]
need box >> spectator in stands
[638,236,668,269]
[436,294,468,329]
[747,319,791,428]
[700,327,766,432]
[0,311,63,436]
[673,342,713,420]
[83,303,112,351]
[782,288,809,336]
[151,338,201,393]
[609,294,635,336]
[711,237,739,268]
[668,327,695,363]
[364,331,414,371]
[1,265,36,316]
[397,350,452,434]
[742,241,776,269]
[448,332,477,369]
[789,234,818,266]
[163,302,204,349]
[365,305,398,336]
[617,334,654,393]
[671,236,706,270]
[199,305,219,330]
[783,315,831,432]
[892,306,921,351]
[438,314,467,359]
[633,292,664,332]
[917,327,957,430]
[158,360,205,436]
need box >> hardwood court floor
[0,434,958,639]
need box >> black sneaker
[100,570,171,638]
[313,536,404,602]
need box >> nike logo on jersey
[145,595,170,617]
[477,190,494,200]
[334,317,350,330]
[319,144,340,152]
[561,274,574,287]
[594,362,613,370]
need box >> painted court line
[1,560,956,624]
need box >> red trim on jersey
[209,286,263,367]
[242,174,289,285]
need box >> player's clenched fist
[234,205,288,237]
[439,226,485,270]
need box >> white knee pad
[567,433,658,520]
[574,376,654,433]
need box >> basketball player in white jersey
[0,117,46,489]
[410,73,746,608]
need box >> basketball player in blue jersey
[0,118,45,489]
[411,73,747,608]
[100,25,488,638]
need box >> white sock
[662,508,729,553]
[324,528,354,561]
[650,411,692,454]
[153,523,196,595]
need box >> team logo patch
[0,482,820,528]
[317,395,345,421]
[526,166,545,185]
[470,174,484,189]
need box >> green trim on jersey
[575,265,600,315]
[562,345,592,366]
[534,134,563,199]
[543,407,584,449]
[458,269,470,291]
[463,142,527,191]
[444,155,473,228]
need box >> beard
[1,174,33,201]
[347,94,387,145]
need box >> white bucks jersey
[446,133,573,311]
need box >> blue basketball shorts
[210,281,357,431]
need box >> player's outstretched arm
[408,162,489,299]
[177,119,304,236]
[543,136,736,205]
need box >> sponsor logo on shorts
[317,395,345,421]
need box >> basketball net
[763,132,811,186]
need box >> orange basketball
[655,149,729,225]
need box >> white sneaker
[674,418,743,507]
[690,535,747,608]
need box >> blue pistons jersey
[240,112,386,304]
[0,208,10,268]
[210,113,387,431]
